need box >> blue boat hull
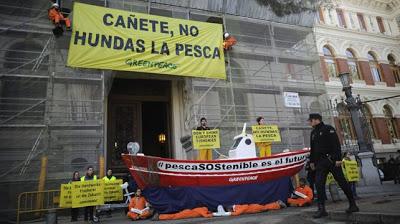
[143,177,293,214]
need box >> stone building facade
[315,0,400,163]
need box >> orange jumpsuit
[127,196,151,220]
[287,185,313,207]
[231,202,281,216]
[159,207,212,220]
[223,36,237,50]
[48,7,71,28]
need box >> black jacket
[309,122,341,164]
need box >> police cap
[308,113,322,121]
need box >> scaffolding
[0,0,328,220]
[105,0,326,159]
[0,0,107,220]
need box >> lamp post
[338,72,380,185]
[338,72,370,152]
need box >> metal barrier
[16,189,65,224]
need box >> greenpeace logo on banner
[67,3,226,79]
[229,176,258,182]
[157,152,308,173]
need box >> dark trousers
[307,171,315,194]
[394,166,400,184]
[84,206,94,221]
[315,159,354,204]
[71,208,79,221]
[349,182,357,197]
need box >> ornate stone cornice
[323,0,400,13]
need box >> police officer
[308,113,359,218]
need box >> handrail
[0,147,45,179]
[17,189,64,224]
[0,99,46,124]
[0,12,48,35]
[0,53,49,75]
[33,36,53,71]
[20,128,46,175]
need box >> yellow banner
[104,179,123,202]
[343,160,360,182]
[251,125,281,142]
[59,184,72,208]
[67,3,226,79]
[71,180,104,208]
[192,129,220,150]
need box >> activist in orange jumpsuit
[255,116,272,157]
[127,189,151,220]
[223,32,237,50]
[196,117,212,160]
[157,207,212,220]
[48,3,71,29]
[287,178,313,207]
[230,200,285,216]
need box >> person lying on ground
[229,200,286,216]
[153,207,212,220]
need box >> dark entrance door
[107,78,171,173]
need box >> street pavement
[49,182,400,224]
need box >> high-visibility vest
[80,175,97,181]
[102,176,116,182]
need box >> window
[388,21,393,34]
[346,49,360,80]
[369,16,375,32]
[362,105,376,139]
[368,52,382,82]
[328,9,334,24]
[349,12,355,28]
[357,13,367,31]
[377,17,385,33]
[388,54,400,83]
[337,103,356,140]
[150,8,172,17]
[323,45,337,78]
[336,9,347,28]
[318,7,325,24]
[383,105,398,140]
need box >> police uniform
[308,113,358,218]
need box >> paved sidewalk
[301,182,400,224]
[32,182,400,224]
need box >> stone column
[379,63,395,87]
[373,117,391,144]
[357,60,375,85]
[395,116,400,138]
[333,117,344,145]
[336,58,350,74]
[319,56,330,81]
